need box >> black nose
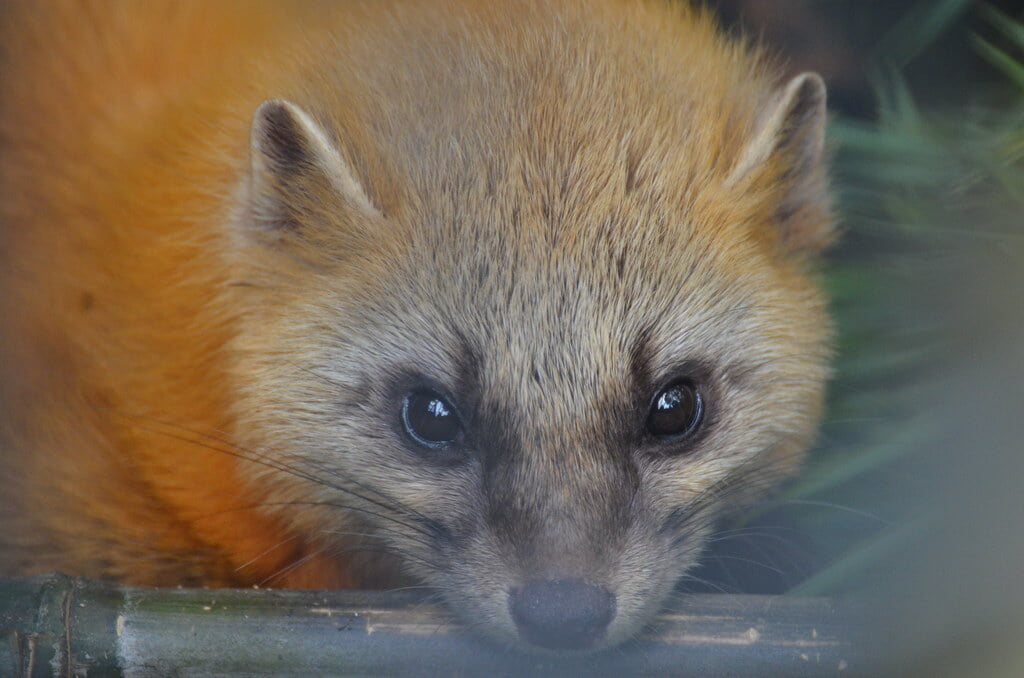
[508,578,615,650]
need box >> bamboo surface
[0,573,866,677]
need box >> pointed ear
[248,99,380,233]
[727,73,832,255]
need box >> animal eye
[402,390,463,447]
[646,380,703,438]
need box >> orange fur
[0,0,350,587]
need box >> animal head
[224,2,832,651]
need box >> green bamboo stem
[0,573,865,677]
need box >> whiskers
[662,451,882,595]
[659,454,797,544]
[255,544,331,587]
[753,498,890,525]
[105,408,446,584]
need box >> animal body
[0,0,833,651]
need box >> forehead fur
[287,0,785,234]
[236,0,830,453]
[245,0,832,428]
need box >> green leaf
[787,423,937,501]
[874,0,974,68]
[972,35,1024,90]
[790,519,931,595]
[979,4,1024,52]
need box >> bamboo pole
[0,573,865,677]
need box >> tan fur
[0,0,832,649]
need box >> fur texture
[0,0,832,649]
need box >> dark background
[712,0,1024,114]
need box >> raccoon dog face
[228,35,831,650]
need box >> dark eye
[646,380,703,438]
[402,390,463,447]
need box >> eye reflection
[402,390,462,447]
[646,380,703,438]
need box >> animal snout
[508,578,616,650]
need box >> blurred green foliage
[785,1,1024,595]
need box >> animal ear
[248,99,380,233]
[727,72,832,255]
